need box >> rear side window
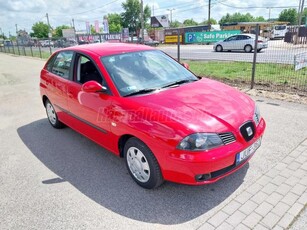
[49,51,74,79]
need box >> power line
[49,0,121,17]
[219,2,304,9]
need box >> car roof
[61,43,155,57]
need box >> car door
[223,35,238,50]
[66,54,115,150]
[44,50,74,121]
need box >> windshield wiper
[161,78,197,88]
[124,88,159,97]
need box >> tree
[201,18,217,25]
[31,22,49,38]
[278,8,298,25]
[54,25,71,38]
[183,19,198,27]
[219,13,264,24]
[170,20,182,28]
[121,0,151,33]
[108,13,122,33]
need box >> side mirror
[81,81,107,93]
[181,62,190,70]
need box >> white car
[213,34,268,53]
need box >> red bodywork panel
[40,43,266,185]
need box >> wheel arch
[42,95,49,107]
[118,134,134,158]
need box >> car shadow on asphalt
[17,119,248,225]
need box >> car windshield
[274,25,287,30]
[101,50,198,96]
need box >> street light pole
[140,0,145,44]
[167,8,175,25]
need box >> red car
[40,43,266,189]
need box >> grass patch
[187,60,307,89]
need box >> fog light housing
[195,173,211,182]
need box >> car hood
[128,78,255,133]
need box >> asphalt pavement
[0,53,306,229]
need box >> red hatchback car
[40,43,265,189]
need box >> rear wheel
[124,137,163,189]
[215,45,223,52]
[45,99,64,129]
[244,45,252,53]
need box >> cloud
[0,0,302,35]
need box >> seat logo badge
[246,127,253,136]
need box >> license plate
[236,138,261,165]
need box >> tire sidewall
[216,45,222,52]
[45,99,64,129]
[244,45,252,53]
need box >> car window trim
[73,51,113,96]
[49,50,76,81]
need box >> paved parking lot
[0,53,306,229]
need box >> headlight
[253,104,261,126]
[177,133,224,151]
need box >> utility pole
[72,18,77,42]
[46,13,52,54]
[167,8,175,25]
[140,0,145,44]
[208,0,211,26]
[267,7,272,21]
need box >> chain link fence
[0,29,306,96]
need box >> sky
[0,0,304,36]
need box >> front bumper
[161,118,266,185]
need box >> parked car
[40,43,266,189]
[40,40,54,47]
[213,34,268,52]
[54,39,78,48]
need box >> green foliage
[183,19,198,27]
[108,13,123,33]
[219,13,265,25]
[170,20,182,28]
[90,25,98,35]
[121,0,151,33]
[278,8,298,25]
[31,22,49,38]
[187,61,306,87]
[201,18,217,25]
[54,25,71,38]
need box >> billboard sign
[62,29,75,38]
[294,52,307,71]
[151,15,169,28]
[185,30,241,43]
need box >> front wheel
[124,137,163,189]
[45,99,64,129]
[215,45,223,52]
[244,45,252,53]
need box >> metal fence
[178,40,307,96]
[1,32,306,96]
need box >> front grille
[240,121,255,142]
[218,132,236,145]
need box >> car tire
[244,45,252,53]
[124,137,164,189]
[215,45,223,52]
[257,49,262,52]
[45,99,64,129]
